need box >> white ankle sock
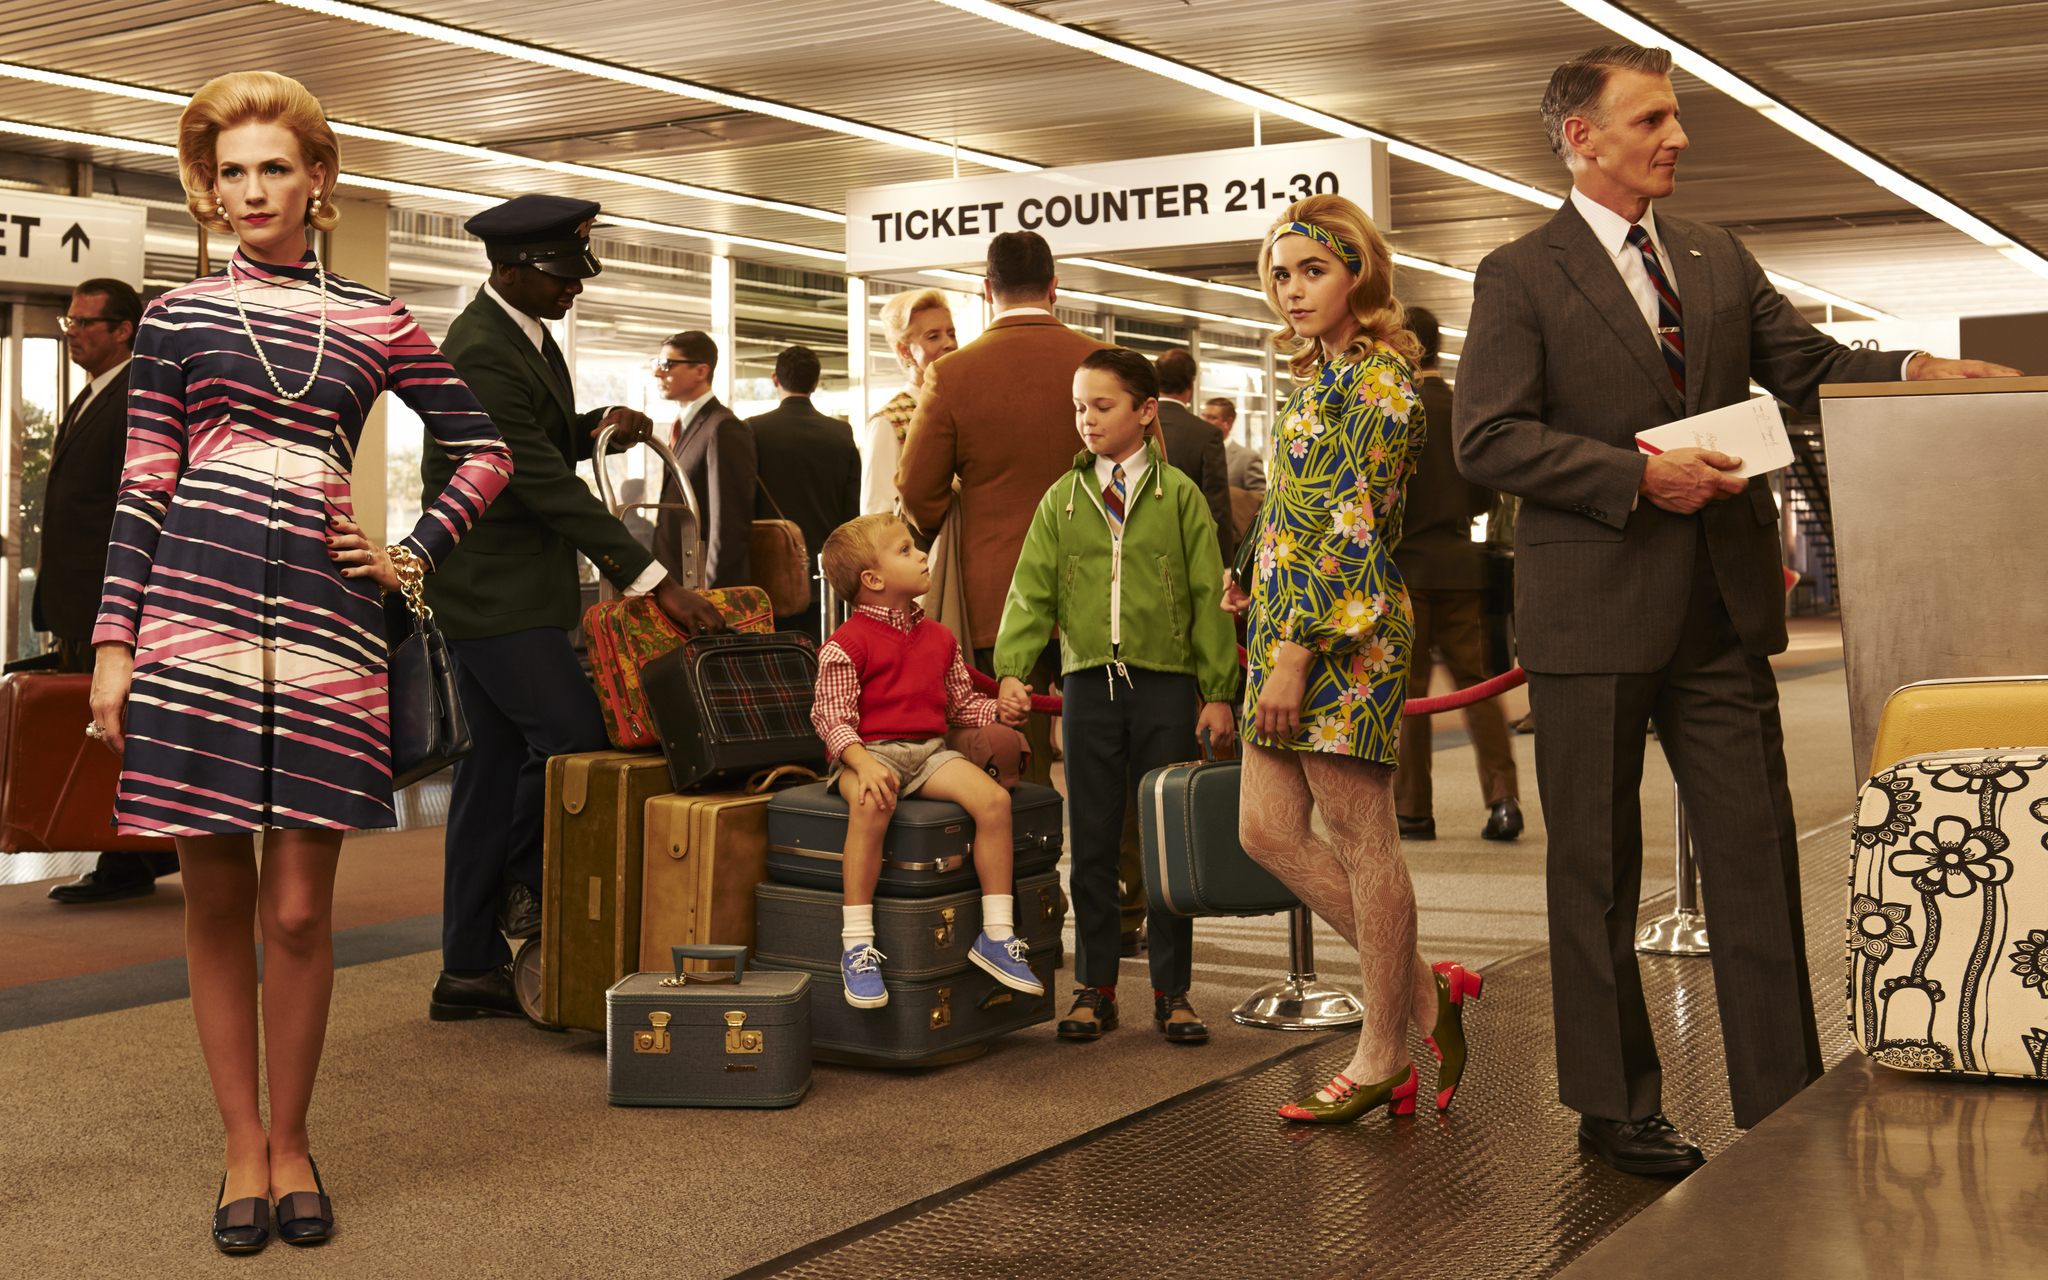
[841,904,875,951]
[982,894,1015,941]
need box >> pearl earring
[309,193,321,213]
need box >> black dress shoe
[1481,799,1524,841]
[497,880,541,939]
[1397,814,1436,841]
[48,852,158,904]
[275,1157,335,1246]
[212,1176,272,1255]
[1577,1113,1705,1177]
[1119,926,1147,957]
[430,965,526,1022]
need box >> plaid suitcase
[764,781,1064,897]
[539,750,675,1032]
[642,630,828,791]
[755,938,1062,1067]
[584,588,774,750]
[607,945,812,1108]
[752,868,1066,981]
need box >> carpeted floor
[0,669,1855,1279]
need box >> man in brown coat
[899,231,1109,783]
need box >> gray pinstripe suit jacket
[1452,199,1903,674]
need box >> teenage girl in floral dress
[1224,195,1485,1122]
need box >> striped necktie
[1103,463,1127,536]
[1626,224,1685,395]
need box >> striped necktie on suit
[1626,224,1685,395]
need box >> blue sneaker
[841,944,888,1008]
[969,931,1044,995]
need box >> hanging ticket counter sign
[0,190,146,293]
[845,137,1389,275]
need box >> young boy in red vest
[810,513,1043,1008]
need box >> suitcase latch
[1038,887,1055,927]
[930,987,952,1030]
[634,1012,672,1054]
[933,907,956,949]
[977,986,1012,1010]
[724,1010,763,1053]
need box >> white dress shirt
[991,303,1055,321]
[484,283,668,596]
[668,388,715,450]
[1570,187,1917,380]
[73,356,133,418]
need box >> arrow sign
[61,222,90,263]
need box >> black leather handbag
[385,579,472,790]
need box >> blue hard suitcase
[605,945,812,1108]
[765,781,1064,896]
[1139,755,1299,917]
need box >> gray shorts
[828,737,965,798]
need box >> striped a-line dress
[92,248,514,836]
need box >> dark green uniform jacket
[424,292,654,639]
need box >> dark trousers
[776,599,822,645]
[974,640,1060,789]
[1395,588,1519,816]
[1529,531,1821,1130]
[443,627,609,971]
[1062,665,1197,992]
[57,636,178,879]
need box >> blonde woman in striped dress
[87,72,512,1253]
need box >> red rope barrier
[971,660,1527,718]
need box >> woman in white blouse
[861,288,959,514]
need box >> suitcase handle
[672,944,749,985]
[592,426,705,593]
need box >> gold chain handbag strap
[386,544,430,620]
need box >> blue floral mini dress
[1243,346,1424,764]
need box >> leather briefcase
[750,480,811,617]
[0,673,176,855]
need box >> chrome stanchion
[1231,905,1366,1030]
[1635,791,1710,956]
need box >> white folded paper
[1634,396,1792,478]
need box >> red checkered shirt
[812,603,999,764]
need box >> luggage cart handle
[670,944,748,985]
[591,425,706,592]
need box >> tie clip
[1656,326,1681,334]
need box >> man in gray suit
[1200,398,1265,493]
[1455,43,2018,1176]
[1151,348,1230,560]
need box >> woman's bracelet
[385,544,427,613]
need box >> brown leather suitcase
[0,673,177,854]
[538,750,674,1032]
[639,788,774,974]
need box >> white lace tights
[1240,743,1438,1088]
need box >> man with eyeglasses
[42,278,181,903]
[650,329,755,591]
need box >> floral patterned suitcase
[1850,747,2048,1078]
[584,588,773,750]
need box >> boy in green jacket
[995,347,1239,1045]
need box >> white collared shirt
[74,356,133,418]
[991,303,1055,320]
[1571,187,1918,380]
[1091,441,1151,503]
[668,388,715,450]
[483,281,551,355]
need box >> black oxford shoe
[429,965,526,1022]
[1577,1113,1705,1177]
[497,880,541,939]
[1397,814,1436,841]
[1481,799,1524,841]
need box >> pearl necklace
[228,253,329,402]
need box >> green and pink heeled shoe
[1277,1063,1418,1123]
[1423,961,1485,1110]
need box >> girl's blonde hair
[879,288,953,378]
[1257,194,1420,380]
[179,71,341,237]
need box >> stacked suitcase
[752,779,1069,1067]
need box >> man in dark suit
[426,194,724,1023]
[1151,348,1231,559]
[1455,44,2019,1175]
[1393,307,1521,844]
[748,344,860,637]
[652,330,754,590]
[41,279,179,903]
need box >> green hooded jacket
[993,437,1240,704]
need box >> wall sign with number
[845,138,1388,276]
[0,190,146,293]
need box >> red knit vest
[829,613,958,743]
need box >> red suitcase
[585,589,775,750]
[0,673,177,854]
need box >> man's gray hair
[1539,44,1675,166]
